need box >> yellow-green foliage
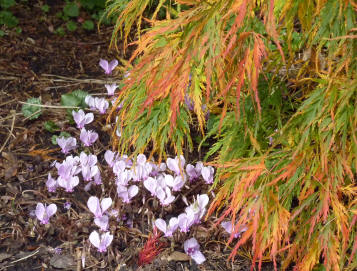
[105,0,357,270]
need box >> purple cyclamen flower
[132,154,152,182]
[80,128,98,147]
[46,173,58,192]
[79,152,97,167]
[143,177,160,196]
[221,221,248,238]
[64,201,71,210]
[186,194,209,224]
[94,98,109,114]
[93,171,102,185]
[85,95,96,110]
[82,165,99,182]
[149,162,166,177]
[57,175,79,192]
[72,110,94,129]
[178,208,195,233]
[201,166,214,184]
[99,59,118,75]
[156,186,175,206]
[155,217,179,237]
[87,196,112,218]
[105,83,118,96]
[186,162,203,182]
[184,238,206,264]
[115,169,132,186]
[117,184,139,203]
[104,150,118,167]
[94,215,109,231]
[166,155,185,175]
[164,174,186,192]
[35,203,57,225]
[89,231,113,253]
[57,136,77,154]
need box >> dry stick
[18,101,81,109]
[0,112,15,152]
[9,248,40,264]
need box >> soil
[0,2,277,270]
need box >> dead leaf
[164,251,190,262]
[50,254,76,269]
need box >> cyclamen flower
[94,98,109,114]
[57,136,76,154]
[184,238,206,264]
[94,215,109,231]
[117,184,138,203]
[87,196,112,218]
[221,221,248,238]
[186,162,203,182]
[79,152,97,167]
[104,150,118,167]
[35,203,57,225]
[178,208,195,233]
[85,95,96,110]
[72,110,94,129]
[165,174,186,192]
[89,231,113,253]
[46,173,58,192]
[156,186,175,206]
[57,175,79,192]
[99,59,118,75]
[155,217,179,237]
[186,194,209,224]
[82,165,99,182]
[166,155,185,175]
[201,166,214,184]
[149,162,166,177]
[132,154,152,182]
[105,83,118,96]
[56,155,81,180]
[143,177,160,196]
[80,128,98,147]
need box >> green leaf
[61,93,81,108]
[41,4,50,13]
[55,26,65,36]
[44,121,59,133]
[21,97,42,120]
[66,20,77,32]
[0,10,18,28]
[63,2,79,17]
[0,30,5,36]
[0,0,16,9]
[82,20,94,30]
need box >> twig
[19,101,80,109]
[0,112,15,152]
[9,248,40,264]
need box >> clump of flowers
[33,59,230,267]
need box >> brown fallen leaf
[164,251,190,262]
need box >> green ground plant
[105,0,356,270]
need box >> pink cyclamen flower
[221,221,248,238]
[184,238,206,264]
[87,196,112,218]
[46,173,58,193]
[80,128,98,147]
[155,217,179,237]
[186,162,203,182]
[99,59,118,75]
[35,203,57,225]
[72,110,94,129]
[94,97,109,114]
[82,165,99,182]
[104,150,118,167]
[94,215,109,231]
[57,175,79,192]
[178,208,195,233]
[105,83,118,96]
[57,136,77,154]
[201,166,214,184]
[186,194,209,224]
[164,174,186,192]
[166,155,185,175]
[89,231,113,253]
[117,184,139,203]
[143,177,159,196]
[79,152,97,167]
[156,186,175,206]
[85,95,96,110]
